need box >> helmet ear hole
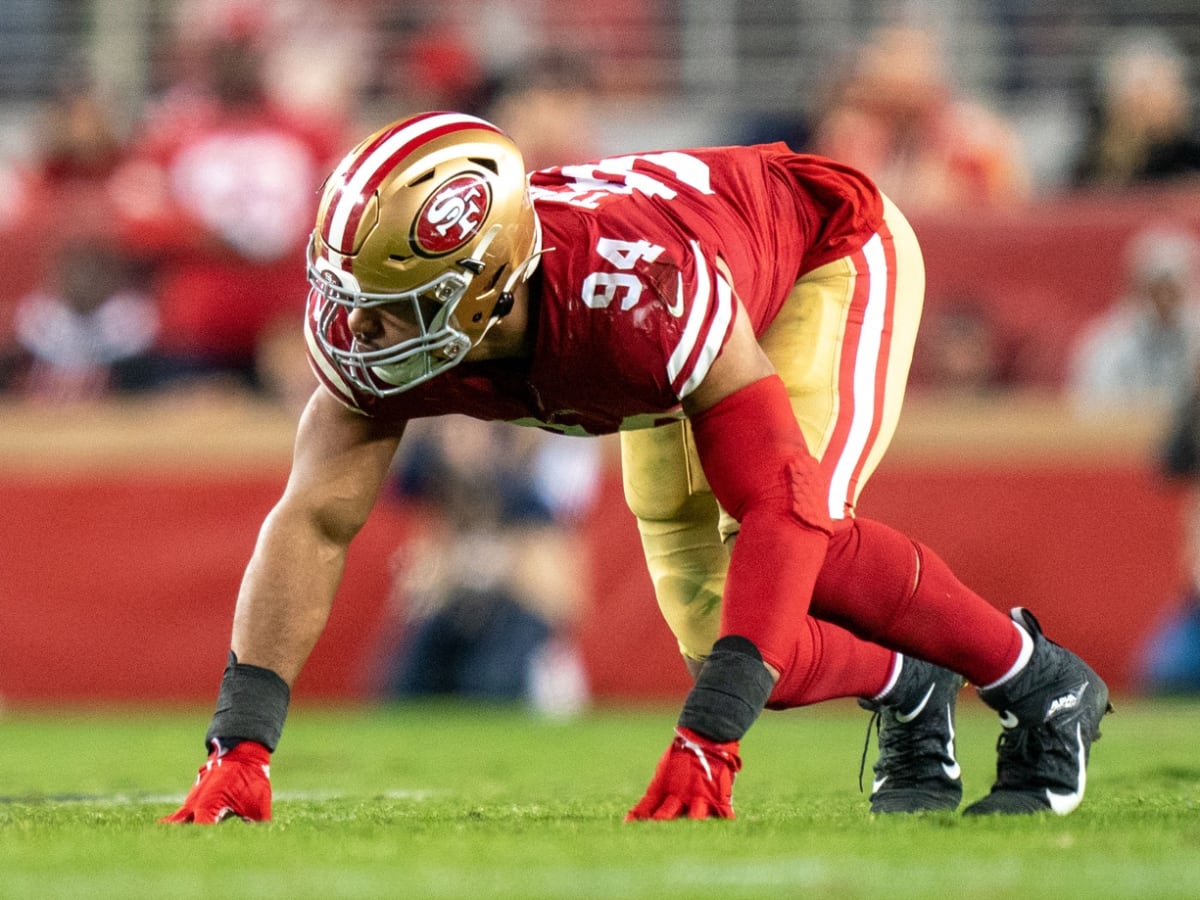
[469,157,499,174]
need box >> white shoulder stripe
[678,276,733,398]
[667,240,712,388]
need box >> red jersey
[306,144,882,435]
[117,90,345,359]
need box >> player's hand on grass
[159,739,272,824]
[625,727,742,821]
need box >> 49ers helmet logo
[412,173,492,257]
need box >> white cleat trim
[1045,723,1087,815]
[941,703,962,780]
[895,684,936,723]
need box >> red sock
[766,617,895,709]
[810,518,1020,686]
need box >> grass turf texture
[1,697,1198,899]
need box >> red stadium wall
[908,185,1200,386]
[0,472,413,703]
[0,398,1183,705]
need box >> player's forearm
[229,503,352,686]
[689,375,831,672]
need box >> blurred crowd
[1,0,1199,699]
[0,0,615,710]
[0,0,609,409]
[1,2,1198,409]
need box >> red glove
[625,727,742,821]
[159,740,272,824]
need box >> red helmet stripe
[320,112,501,256]
[324,110,448,207]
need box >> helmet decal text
[412,174,492,256]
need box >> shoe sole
[872,787,963,814]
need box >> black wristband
[204,651,290,753]
[678,635,775,742]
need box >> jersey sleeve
[656,237,739,400]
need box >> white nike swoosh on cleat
[872,775,887,794]
[896,684,936,723]
[941,703,961,780]
[1045,722,1087,815]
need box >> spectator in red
[110,7,346,391]
[375,11,489,119]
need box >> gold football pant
[620,195,925,661]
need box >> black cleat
[964,608,1112,816]
[860,655,965,813]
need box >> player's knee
[621,427,706,521]
[812,518,920,640]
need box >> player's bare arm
[680,301,775,419]
[232,387,404,685]
[161,388,404,824]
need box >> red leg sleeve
[810,518,1021,686]
[766,617,895,709]
[689,375,831,675]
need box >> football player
[162,112,1111,824]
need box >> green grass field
[1,696,1198,899]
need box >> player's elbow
[273,485,374,549]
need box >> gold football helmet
[306,111,541,396]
